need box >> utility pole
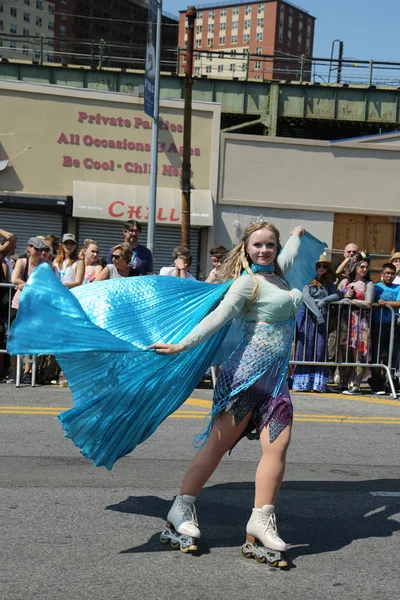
[337,41,344,84]
[181,5,196,250]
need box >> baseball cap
[28,236,48,250]
[62,233,77,243]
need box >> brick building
[0,0,178,72]
[178,1,315,80]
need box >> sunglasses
[112,254,123,260]
[31,246,49,252]
[316,263,328,269]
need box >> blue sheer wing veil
[7,264,231,468]
[7,231,326,469]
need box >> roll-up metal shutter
[77,219,201,277]
[0,208,63,254]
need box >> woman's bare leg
[180,410,252,496]
[254,424,291,507]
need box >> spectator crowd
[0,224,399,395]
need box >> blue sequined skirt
[198,319,295,447]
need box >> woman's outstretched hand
[291,226,305,238]
[149,343,185,355]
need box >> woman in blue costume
[152,220,306,567]
[8,219,324,566]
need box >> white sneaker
[246,505,287,552]
[166,494,200,539]
[343,386,361,395]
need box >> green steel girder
[1,62,400,125]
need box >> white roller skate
[160,494,200,553]
[241,504,288,568]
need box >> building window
[48,21,54,31]
[230,64,235,72]
[36,0,43,9]
[49,4,55,13]
[206,65,211,73]
[196,25,202,33]
[278,31,283,42]
[60,10,67,20]
[254,75,260,80]
[0,20,4,31]
[257,18,263,26]
[22,46,29,55]
[242,63,246,72]
[288,17,292,30]
[220,8,226,17]
[218,52,224,58]
[195,52,200,60]
[230,49,237,56]
[196,39,201,48]
[197,11,202,19]
[256,32,263,42]
[0,4,3,12]
[219,36,225,45]
[233,7,239,15]
[232,20,238,29]
[10,24,16,33]
[10,41,16,49]
[258,3,264,12]
[231,35,237,43]
[209,10,214,18]
[207,52,212,60]
[23,11,30,21]
[287,30,292,46]
[36,16,42,26]
[207,37,213,46]
[10,7,17,17]
[280,5,284,15]
[23,28,29,35]
[218,64,223,72]
[245,5,252,15]
[48,39,54,47]
[208,23,214,33]
[244,19,250,29]
[299,20,303,30]
[220,22,226,30]
[255,61,261,70]
[243,34,250,43]
[24,0,30,4]
[195,67,200,75]
[256,47,262,55]
[60,25,66,35]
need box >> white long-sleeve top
[181,235,303,350]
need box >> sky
[164,0,400,63]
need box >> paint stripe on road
[370,492,400,497]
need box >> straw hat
[316,253,333,268]
[390,251,400,262]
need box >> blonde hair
[219,221,284,309]
[112,244,133,264]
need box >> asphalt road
[1,384,400,600]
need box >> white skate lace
[180,499,198,526]
[260,512,281,541]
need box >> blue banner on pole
[144,0,157,118]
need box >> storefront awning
[73,181,213,227]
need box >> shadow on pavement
[106,479,400,559]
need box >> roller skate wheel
[160,533,170,545]
[171,541,181,550]
[256,555,267,564]
[241,544,253,559]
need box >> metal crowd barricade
[290,301,398,399]
[0,282,37,387]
